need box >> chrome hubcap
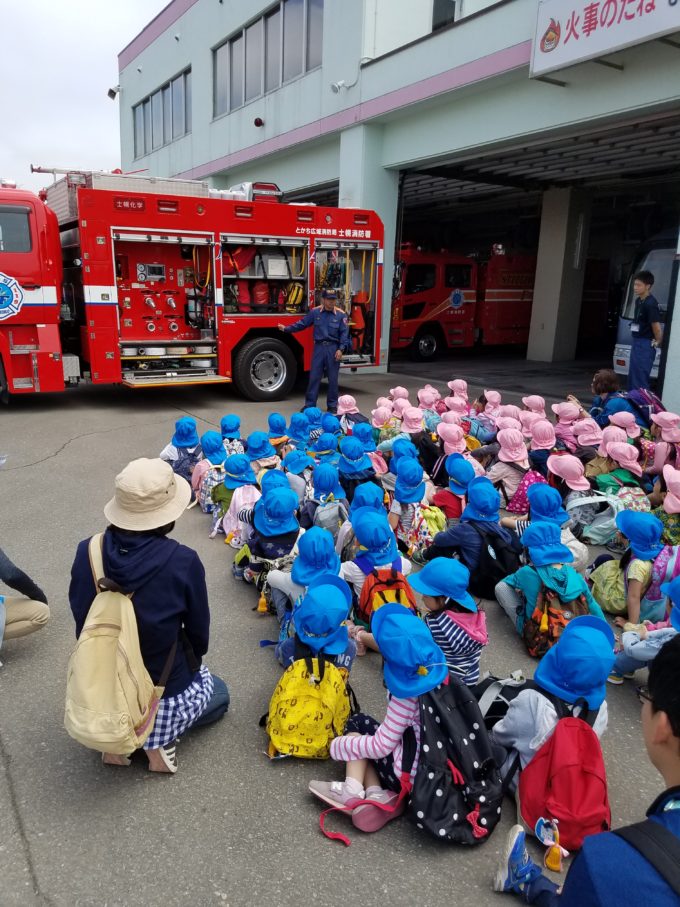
[418,335,437,357]
[250,351,286,392]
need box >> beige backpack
[64,533,176,755]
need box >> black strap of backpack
[401,725,418,777]
[157,640,178,689]
[614,821,680,896]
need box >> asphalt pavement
[0,366,659,907]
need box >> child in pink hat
[444,395,469,417]
[375,396,394,413]
[528,419,557,477]
[417,388,442,432]
[401,407,425,435]
[447,378,468,400]
[548,453,612,540]
[371,406,401,445]
[521,394,546,417]
[651,464,680,545]
[389,386,409,402]
[608,411,641,439]
[646,412,680,477]
[498,404,522,422]
[572,418,603,464]
[551,401,581,452]
[482,389,502,416]
[440,411,461,425]
[585,424,628,479]
[486,428,530,500]
[437,422,466,456]
[423,384,441,402]
[496,416,522,433]
[596,442,644,491]
[393,397,410,419]
[337,395,369,434]
[519,410,542,438]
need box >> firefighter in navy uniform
[279,289,350,413]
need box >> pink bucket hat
[530,419,557,451]
[448,379,468,400]
[519,411,542,438]
[376,396,393,413]
[440,411,461,425]
[402,407,424,434]
[498,404,522,422]
[484,389,502,413]
[424,384,441,402]
[572,418,603,448]
[371,406,391,429]
[496,416,522,433]
[337,394,359,416]
[547,454,590,491]
[390,386,409,401]
[663,464,680,514]
[444,395,468,415]
[651,411,680,443]
[437,422,466,455]
[608,411,641,439]
[596,425,627,458]
[417,388,437,409]
[551,402,580,424]
[607,441,643,477]
[393,398,410,418]
[522,395,546,416]
[497,428,529,465]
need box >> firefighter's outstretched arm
[278,310,314,333]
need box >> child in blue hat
[380,436,420,495]
[431,453,475,527]
[321,412,343,438]
[309,604,447,833]
[304,406,324,442]
[590,511,667,626]
[495,521,604,636]
[282,449,314,504]
[268,528,343,625]
[335,481,387,563]
[389,457,428,552]
[337,436,378,504]
[192,431,228,517]
[491,615,614,794]
[409,558,488,685]
[220,414,245,456]
[352,421,388,476]
[267,413,289,454]
[220,454,261,548]
[608,574,680,685]
[275,573,355,672]
[340,509,411,602]
[310,432,341,467]
[234,487,301,584]
[299,463,348,536]
[245,431,281,474]
[159,417,203,490]
[287,412,311,451]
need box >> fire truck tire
[410,327,445,361]
[0,357,8,405]
[233,337,297,401]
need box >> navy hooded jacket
[69,528,210,698]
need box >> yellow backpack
[265,651,350,759]
[64,534,175,755]
[285,282,305,313]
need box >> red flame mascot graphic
[540,18,561,53]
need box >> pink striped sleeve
[330,698,418,762]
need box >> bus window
[0,205,33,253]
[404,264,436,295]
[621,247,674,321]
[444,264,473,289]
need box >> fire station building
[118,0,680,406]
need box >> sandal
[102,752,132,767]
[147,743,178,774]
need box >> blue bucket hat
[259,469,289,495]
[304,406,323,429]
[372,604,448,698]
[534,615,615,711]
[293,574,352,655]
[282,449,313,476]
[311,432,339,458]
[220,414,241,439]
[460,477,501,523]
[201,430,227,466]
[291,527,342,586]
[172,416,199,449]
[352,422,376,452]
[661,576,680,630]
[268,412,288,439]
[223,453,256,489]
[389,438,419,475]
[616,511,665,561]
[394,457,425,504]
[445,453,475,496]
[313,463,344,502]
[521,521,573,567]
[321,413,342,436]
[526,483,569,526]
[338,436,372,474]
[253,487,299,536]
[352,509,399,568]
[288,412,310,445]
[246,431,276,462]
[349,482,385,519]
[408,558,477,612]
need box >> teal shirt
[505,564,605,631]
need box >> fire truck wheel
[233,337,297,401]
[0,358,8,405]
[410,327,444,361]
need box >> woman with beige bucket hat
[69,458,229,773]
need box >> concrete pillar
[338,124,399,369]
[659,227,680,411]
[527,188,592,362]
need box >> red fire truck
[390,244,536,359]
[0,172,383,401]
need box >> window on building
[433,0,458,31]
[405,265,437,295]
[132,68,191,158]
[213,0,323,117]
[0,206,32,253]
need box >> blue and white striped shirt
[424,610,487,685]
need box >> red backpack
[354,555,417,626]
[517,698,610,851]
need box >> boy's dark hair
[109,522,175,538]
[591,369,620,396]
[648,636,680,737]
[634,270,655,287]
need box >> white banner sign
[531,0,680,76]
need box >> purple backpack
[506,470,548,515]
[621,390,665,428]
